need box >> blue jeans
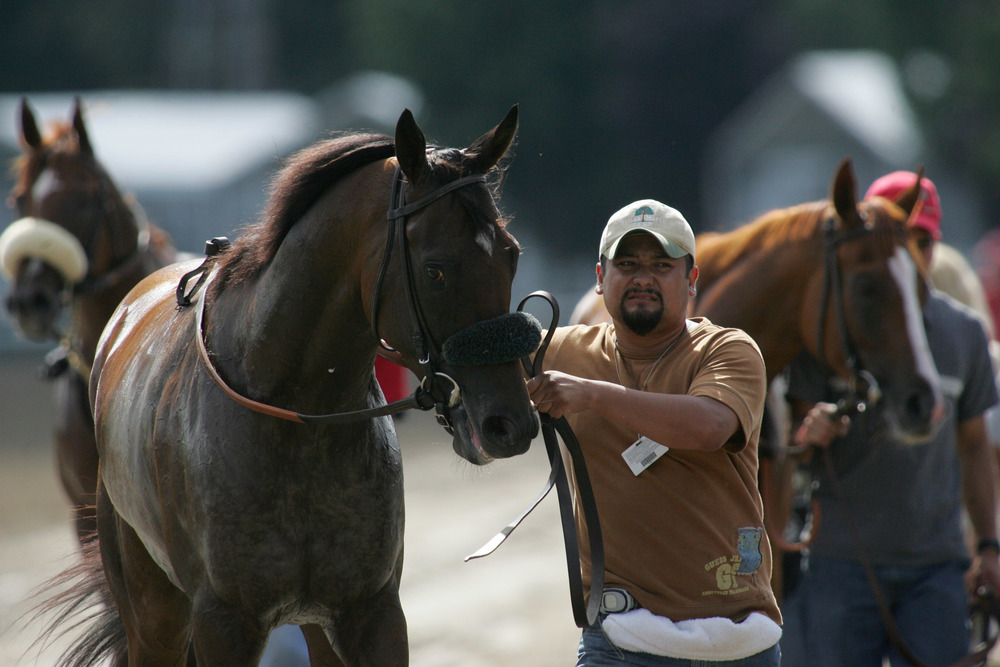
[780,555,969,667]
[577,623,781,666]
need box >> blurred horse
[0,98,181,541]
[52,106,538,665]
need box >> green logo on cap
[634,205,654,218]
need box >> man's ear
[595,262,604,294]
[688,265,699,295]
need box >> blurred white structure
[701,50,985,253]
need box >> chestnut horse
[571,158,940,439]
[0,98,180,541]
[53,106,538,666]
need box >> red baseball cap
[864,171,942,241]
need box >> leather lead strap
[466,291,604,628]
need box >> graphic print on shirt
[701,527,763,597]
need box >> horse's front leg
[55,370,99,542]
[190,594,270,667]
[301,624,345,667]
[327,576,408,667]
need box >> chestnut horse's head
[1,98,139,342]
[807,159,942,440]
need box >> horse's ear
[831,157,861,227]
[19,98,43,150]
[71,97,94,157]
[465,105,519,174]
[394,108,427,185]
[892,165,925,218]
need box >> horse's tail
[28,531,127,667]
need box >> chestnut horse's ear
[892,165,925,218]
[465,104,518,175]
[71,96,94,157]
[831,156,862,228]
[19,97,43,150]
[394,108,427,185]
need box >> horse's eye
[425,266,445,283]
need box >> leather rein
[466,291,605,629]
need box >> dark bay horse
[0,98,180,541]
[59,106,537,666]
[571,158,940,439]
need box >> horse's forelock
[11,121,99,202]
[857,197,913,259]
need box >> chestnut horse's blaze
[48,106,538,666]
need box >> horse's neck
[695,238,820,379]
[211,216,382,411]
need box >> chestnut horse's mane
[698,201,829,267]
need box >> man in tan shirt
[528,200,780,665]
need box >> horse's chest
[197,438,406,599]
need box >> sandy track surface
[0,352,580,666]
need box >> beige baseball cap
[599,199,695,261]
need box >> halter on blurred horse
[0,98,181,541]
[51,106,539,666]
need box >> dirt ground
[0,351,581,666]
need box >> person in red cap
[866,171,942,269]
[779,172,1000,667]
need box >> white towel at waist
[601,609,782,661]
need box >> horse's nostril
[482,414,535,454]
[31,293,53,312]
[483,415,516,441]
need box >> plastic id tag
[622,435,669,476]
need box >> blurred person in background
[779,172,1000,667]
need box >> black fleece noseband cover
[442,311,542,366]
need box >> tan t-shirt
[542,318,780,625]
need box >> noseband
[178,163,540,427]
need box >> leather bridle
[815,216,891,412]
[178,162,537,426]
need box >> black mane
[214,133,395,290]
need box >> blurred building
[701,50,986,252]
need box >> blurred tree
[766,0,1000,228]
[2,0,997,248]
[341,0,783,255]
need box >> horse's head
[807,158,942,441]
[1,97,137,342]
[375,105,539,464]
